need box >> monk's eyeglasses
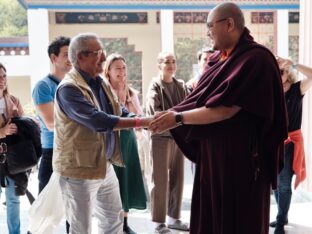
[207,18,228,30]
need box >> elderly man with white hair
[53,33,152,234]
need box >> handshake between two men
[132,111,181,134]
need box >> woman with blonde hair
[270,57,312,234]
[103,53,146,234]
[0,62,24,234]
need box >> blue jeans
[274,143,294,226]
[38,148,53,193]
[0,177,21,234]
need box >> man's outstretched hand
[150,111,178,134]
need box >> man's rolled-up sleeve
[56,85,119,132]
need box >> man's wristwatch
[175,112,184,126]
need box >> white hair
[69,32,102,69]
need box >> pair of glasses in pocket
[0,142,7,164]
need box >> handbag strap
[0,176,5,187]
[25,189,35,204]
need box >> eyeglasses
[82,49,104,57]
[0,142,7,164]
[207,18,228,29]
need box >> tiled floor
[269,202,312,234]
[1,160,312,234]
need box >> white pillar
[27,9,50,90]
[160,10,174,53]
[300,0,312,192]
[277,10,289,57]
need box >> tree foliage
[0,0,28,36]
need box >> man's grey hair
[69,33,102,69]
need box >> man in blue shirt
[32,37,71,233]
[32,36,71,194]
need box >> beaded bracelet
[135,117,141,129]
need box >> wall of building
[173,10,299,55]
[172,10,298,81]
[49,10,162,103]
[2,9,300,108]
[0,55,32,109]
[7,75,31,107]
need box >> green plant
[0,0,28,36]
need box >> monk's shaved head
[212,2,245,32]
[207,2,245,51]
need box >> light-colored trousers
[59,164,123,234]
[150,137,184,223]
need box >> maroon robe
[171,28,288,234]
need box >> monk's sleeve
[204,49,279,122]
[202,49,288,188]
[171,48,287,170]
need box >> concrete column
[27,9,50,90]
[277,10,289,57]
[160,10,174,53]
[300,0,312,192]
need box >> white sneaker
[168,220,189,231]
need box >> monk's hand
[153,111,168,120]
[150,111,177,134]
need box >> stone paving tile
[1,159,312,233]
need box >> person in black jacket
[0,62,24,234]
[6,116,41,176]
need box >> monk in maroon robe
[150,3,288,234]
